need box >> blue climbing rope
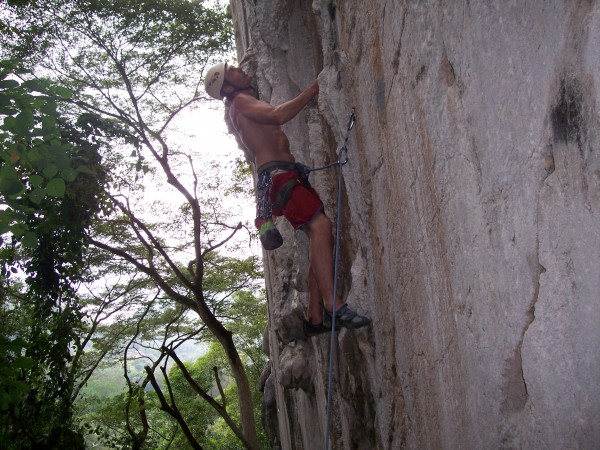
[324,108,355,450]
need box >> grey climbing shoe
[323,304,371,329]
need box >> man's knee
[309,211,332,235]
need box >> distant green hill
[80,340,208,399]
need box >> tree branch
[109,195,195,292]
[202,222,243,257]
[212,366,227,409]
[163,347,251,448]
[123,295,156,447]
[89,237,197,310]
[145,366,204,450]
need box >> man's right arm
[235,80,318,126]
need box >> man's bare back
[228,92,295,169]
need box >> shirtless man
[204,62,370,334]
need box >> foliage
[168,344,238,450]
[165,289,268,449]
[0,61,108,449]
[77,272,266,449]
[136,289,267,450]
[0,60,83,248]
[1,1,270,449]
[1,0,233,123]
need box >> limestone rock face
[229,1,600,448]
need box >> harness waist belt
[257,160,296,177]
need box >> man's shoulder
[230,92,272,123]
[231,91,261,106]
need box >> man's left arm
[237,80,318,126]
[271,80,319,125]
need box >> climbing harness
[324,108,356,450]
[255,161,316,250]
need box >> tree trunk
[193,302,260,450]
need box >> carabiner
[346,108,356,132]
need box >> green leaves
[0,79,19,89]
[46,177,66,197]
[0,165,25,196]
[0,61,85,250]
[0,1,250,447]
[21,230,38,249]
[0,337,33,413]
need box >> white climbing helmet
[204,62,227,100]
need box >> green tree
[151,289,268,449]
[76,251,264,449]
[0,60,83,248]
[2,1,267,448]
[76,282,267,449]
[0,62,108,448]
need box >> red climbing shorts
[271,170,324,229]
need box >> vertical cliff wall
[229,1,600,448]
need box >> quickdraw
[309,107,356,173]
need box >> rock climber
[204,62,371,336]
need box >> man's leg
[303,211,371,329]
[282,180,370,328]
[303,211,341,313]
[306,267,323,324]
